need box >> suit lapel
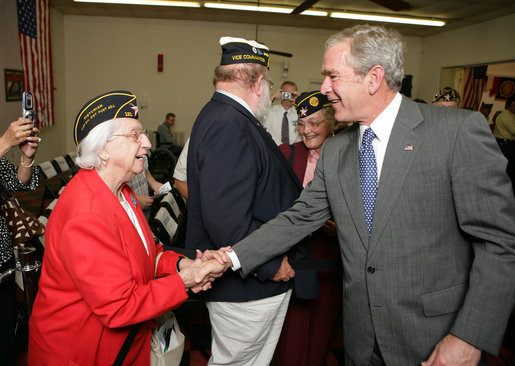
[368,97,424,256]
[338,126,370,250]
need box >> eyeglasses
[296,120,325,130]
[264,79,274,90]
[112,129,148,143]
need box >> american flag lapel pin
[404,145,414,151]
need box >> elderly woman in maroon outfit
[275,91,343,366]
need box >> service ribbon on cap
[74,90,138,145]
[220,36,270,69]
[293,91,332,118]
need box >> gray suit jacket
[233,96,515,365]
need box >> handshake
[176,247,234,293]
[176,246,297,293]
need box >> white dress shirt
[263,104,301,145]
[359,92,402,181]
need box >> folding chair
[35,215,49,249]
[149,207,178,247]
[65,152,79,175]
[160,192,181,222]
[160,191,187,247]
[37,215,49,227]
[37,161,64,215]
[51,156,73,183]
[171,186,187,215]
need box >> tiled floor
[13,172,515,366]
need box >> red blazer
[29,169,188,366]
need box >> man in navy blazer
[186,37,316,365]
[213,26,515,366]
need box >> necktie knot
[362,128,375,146]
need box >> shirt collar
[359,92,402,144]
[216,90,255,117]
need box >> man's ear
[254,74,265,96]
[367,65,385,95]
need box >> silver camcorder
[281,91,292,100]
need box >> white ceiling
[50,0,515,37]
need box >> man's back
[186,92,303,302]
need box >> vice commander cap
[219,36,270,69]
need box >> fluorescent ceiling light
[301,10,328,17]
[204,2,292,14]
[331,12,445,27]
[73,0,200,7]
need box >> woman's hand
[19,126,41,161]
[0,118,40,184]
[178,257,229,293]
[0,118,36,153]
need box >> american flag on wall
[461,65,487,111]
[17,0,54,127]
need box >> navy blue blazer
[186,92,317,302]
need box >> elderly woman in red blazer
[275,91,344,366]
[28,91,223,365]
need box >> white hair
[75,119,124,169]
[255,78,272,121]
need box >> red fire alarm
[158,54,163,72]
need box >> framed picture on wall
[491,76,515,101]
[4,69,24,102]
